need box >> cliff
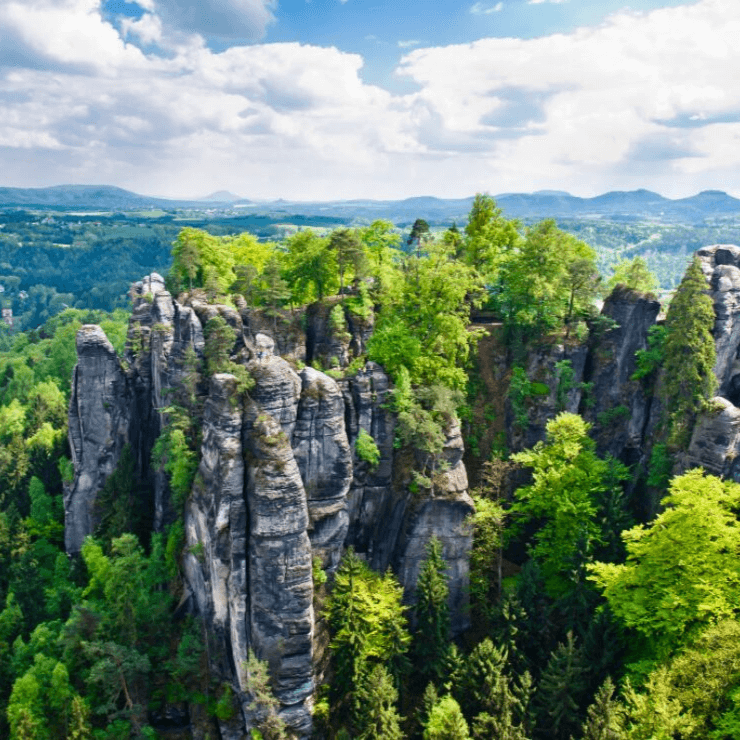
[64,276,473,738]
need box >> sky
[0,0,738,201]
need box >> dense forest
[4,203,740,340]
[0,194,737,739]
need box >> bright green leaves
[511,413,628,598]
[590,469,740,652]
[607,256,659,295]
[327,549,410,732]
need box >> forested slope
[0,197,738,739]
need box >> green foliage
[631,324,666,382]
[498,219,600,341]
[353,663,403,740]
[590,469,740,654]
[511,413,628,597]
[661,257,717,446]
[355,429,380,469]
[535,632,587,740]
[580,677,624,740]
[414,537,451,685]
[152,419,198,511]
[607,256,659,295]
[424,694,471,740]
[327,549,410,720]
[462,194,520,277]
[204,315,236,375]
[507,367,548,430]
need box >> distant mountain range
[2,184,740,224]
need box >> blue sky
[0,0,737,201]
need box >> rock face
[584,286,661,465]
[65,278,475,738]
[66,325,131,554]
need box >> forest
[4,202,740,341]
[0,193,737,740]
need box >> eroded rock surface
[65,276,476,737]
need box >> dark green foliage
[631,324,666,382]
[94,446,152,550]
[661,257,717,446]
[535,631,587,740]
[204,315,236,375]
[413,537,451,686]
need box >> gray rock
[293,367,353,571]
[65,325,131,553]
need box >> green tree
[256,255,291,332]
[589,469,740,655]
[607,256,659,295]
[203,315,236,376]
[330,228,365,296]
[499,220,599,341]
[535,632,587,740]
[414,537,451,684]
[424,695,471,740]
[353,663,403,740]
[284,230,338,303]
[660,256,717,447]
[511,413,628,598]
[462,193,520,277]
[580,677,624,740]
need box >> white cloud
[470,2,503,14]
[2,0,740,200]
[528,0,567,4]
[398,39,421,49]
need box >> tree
[511,413,628,598]
[328,550,410,716]
[414,537,451,684]
[284,230,338,303]
[589,469,740,655]
[498,220,599,341]
[580,677,624,740]
[535,632,587,740]
[660,256,717,447]
[330,228,365,296]
[462,194,520,277]
[424,695,471,740]
[203,315,236,376]
[607,256,658,295]
[353,664,403,740]
[243,650,288,740]
[407,219,431,255]
[256,256,291,332]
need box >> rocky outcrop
[584,286,661,465]
[65,276,476,737]
[65,325,131,554]
[293,367,352,572]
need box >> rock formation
[64,278,474,738]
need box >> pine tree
[414,537,451,684]
[424,695,471,740]
[257,256,291,332]
[661,256,717,447]
[581,677,625,740]
[353,664,403,740]
[535,631,587,740]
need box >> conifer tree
[353,663,403,740]
[661,256,717,447]
[535,631,587,740]
[581,677,624,740]
[414,536,451,684]
[424,695,471,740]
